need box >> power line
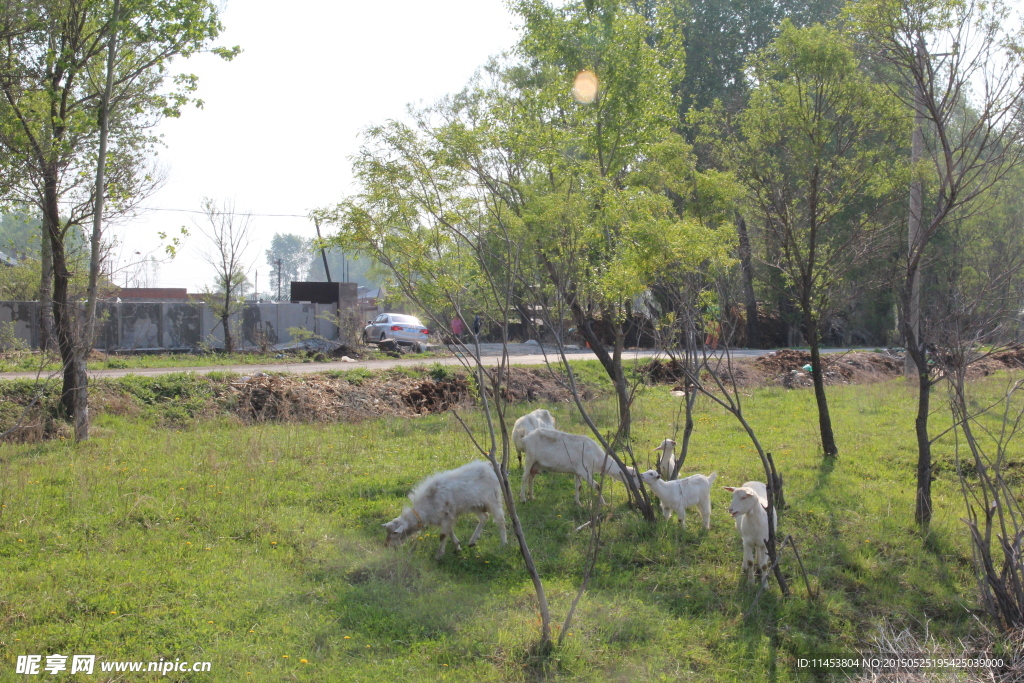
[38,200,313,219]
[137,207,311,218]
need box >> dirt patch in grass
[0,365,601,440]
[228,373,465,422]
[966,345,1024,378]
[489,367,594,403]
[754,350,902,388]
[643,350,905,390]
[227,366,589,424]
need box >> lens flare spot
[572,70,598,103]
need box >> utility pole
[276,258,282,301]
[313,217,332,283]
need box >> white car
[363,313,430,346]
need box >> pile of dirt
[227,373,457,423]
[696,361,763,389]
[642,358,764,390]
[641,359,688,383]
[643,350,905,390]
[489,367,595,403]
[979,345,1024,375]
[224,367,587,424]
[755,350,901,388]
[403,377,471,414]
[328,343,363,360]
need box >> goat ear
[723,486,736,492]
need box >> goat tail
[707,471,718,485]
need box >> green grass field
[0,368,1011,681]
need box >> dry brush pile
[0,365,598,441]
[640,351,906,389]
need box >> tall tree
[307,249,378,287]
[714,21,908,457]
[498,0,729,445]
[669,0,847,348]
[0,0,235,437]
[849,0,1024,526]
[264,233,312,300]
[196,198,253,354]
[325,0,731,524]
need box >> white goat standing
[519,428,629,505]
[383,460,507,559]
[639,469,717,529]
[511,408,556,467]
[724,481,777,585]
[653,438,677,480]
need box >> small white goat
[653,438,677,480]
[511,408,556,467]
[384,460,507,559]
[519,428,628,505]
[639,469,717,529]
[723,481,777,585]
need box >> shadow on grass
[814,453,837,491]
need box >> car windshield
[389,315,421,325]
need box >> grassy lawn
[0,369,1003,681]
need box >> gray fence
[0,301,352,351]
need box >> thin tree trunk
[43,167,80,421]
[914,368,932,527]
[909,340,932,527]
[496,464,551,644]
[805,308,838,457]
[734,409,789,595]
[558,292,632,445]
[737,214,760,348]
[76,0,121,442]
[905,40,926,378]
[536,254,654,519]
[672,381,697,478]
[39,224,54,351]
[611,316,630,441]
[222,308,232,353]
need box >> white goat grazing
[639,469,717,529]
[519,428,629,505]
[653,438,677,480]
[511,409,556,467]
[384,460,507,559]
[723,481,777,585]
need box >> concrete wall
[0,302,39,349]
[0,301,348,351]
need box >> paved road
[0,346,856,381]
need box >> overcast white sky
[115,0,520,291]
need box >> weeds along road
[0,345,855,381]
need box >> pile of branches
[227,373,461,423]
[640,359,688,383]
[403,377,471,414]
[485,367,592,403]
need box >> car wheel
[380,332,387,342]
